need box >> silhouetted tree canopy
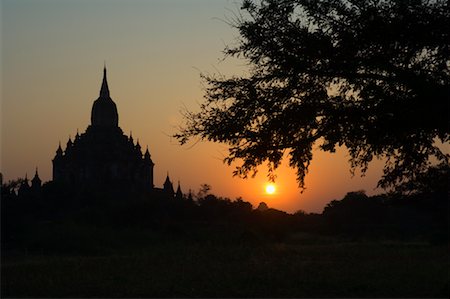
[176,0,449,190]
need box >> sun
[265,184,276,195]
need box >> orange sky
[1,0,386,213]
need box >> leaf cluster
[176,0,449,191]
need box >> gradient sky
[1,0,386,213]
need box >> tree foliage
[176,0,449,190]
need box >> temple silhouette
[45,66,181,197]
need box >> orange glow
[2,1,390,214]
[265,184,276,195]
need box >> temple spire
[100,65,110,97]
[144,146,151,157]
[32,167,42,189]
[175,181,183,200]
[163,172,174,197]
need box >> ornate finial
[56,141,63,156]
[164,172,173,186]
[129,131,134,143]
[144,146,151,160]
[56,141,63,155]
[33,167,41,181]
[176,181,183,198]
[32,167,41,186]
[100,64,110,97]
[67,136,73,149]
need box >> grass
[2,228,448,298]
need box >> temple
[51,67,178,196]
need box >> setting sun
[265,184,276,195]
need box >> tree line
[1,163,447,256]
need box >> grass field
[2,227,448,298]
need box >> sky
[1,0,386,213]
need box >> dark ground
[2,224,448,298]
[2,183,448,298]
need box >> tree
[196,183,211,199]
[176,0,449,191]
[1,177,24,197]
[395,162,449,196]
